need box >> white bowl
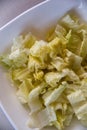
[0,0,87,130]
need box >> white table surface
[0,1,44,130]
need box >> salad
[1,14,87,130]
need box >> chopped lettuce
[0,55,13,67]
[30,40,49,63]
[28,106,57,129]
[67,90,87,125]
[28,55,47,72]
[28,82,47,113]
[33,70,44,81]
[11,33,36,52]
[44,72,66,88]
[55,24,67,43]
[43,82,67,106]
[11,68,30,81]
[65,49,82,72]
[28,86,43,113]
[66,31,82,55]
[51,57,67,71]
[80,30,87,58]
[16,79,33,104]
[48,37,66,58]
[61,14,82,31]
[1,14,87,130]
[0,49,28,68]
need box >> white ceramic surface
[0,0,45,28]
[0,0,87,130]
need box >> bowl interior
[0,0,87,130]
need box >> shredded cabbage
[1,14,87,129]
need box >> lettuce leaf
[45,72,66,88]
[11,33,36,52]
[51,57,67,71]
[28,106,57,129]
[16,79,33,104]
[43,82,67,106]
[48,37,66,58]
[65,49,82,72]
